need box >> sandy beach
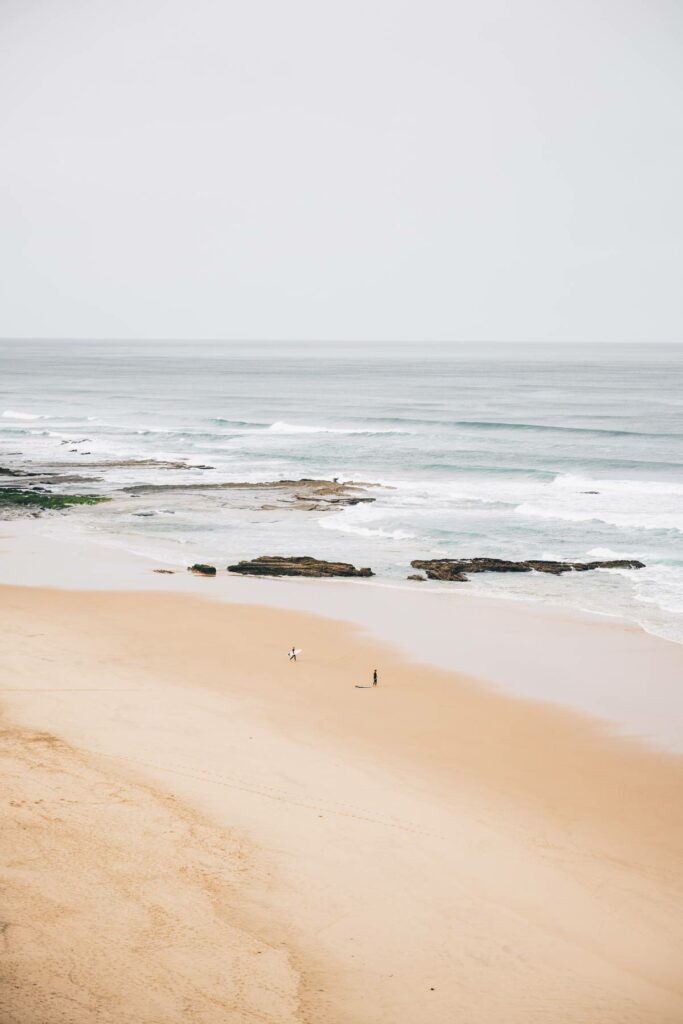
[2,573,682,1023]
[4,0,683,1016]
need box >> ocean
[1,340,682,643]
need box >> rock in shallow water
[188,563,217,576]
[122,478,377,513]
[410,557,645,582]
[227,556,374,578]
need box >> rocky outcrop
[122,478,377,513]
[411,557,645,582]
[407,574,426,581]
[411,562,468,582]
[227,556,374,578]
[188,563,217,576]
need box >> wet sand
[2,517,683,750]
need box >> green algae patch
[0,488,110,510]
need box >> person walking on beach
[288,647,297,662]
[373,668,378,687]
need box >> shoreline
[2,515,683,751]
[1,581,682,1023]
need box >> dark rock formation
[411,557,645,582]
[410,561,468,581]
[188,563,217,576]
[154,569,175,574]
[407,574,426,582]
[227,556,374,578]
[0,466,39,477]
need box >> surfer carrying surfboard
[288,647,299,662]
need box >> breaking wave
[2,409,47,420]
[266,420,409,435]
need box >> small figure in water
[288,647,297,662]
[373,668,378,687]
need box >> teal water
[1,341,682,641]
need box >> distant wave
[2,409,47,420]
[204,418,408,435]
[211,418,269,428]
[366,416,682,439]
[266,420,408,436]
[451,420,681,438]
[416,463,554,477]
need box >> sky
[1,0,682,343]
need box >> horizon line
[1,337,682,346]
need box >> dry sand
[1,584,682,1023]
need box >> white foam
[2,409,46,420]
[317,499,416,541]
[266,420,407,435]
[553,473,683,497]
[320,519,415,541]
[587,546,639,559]
[515,503,683,533]
[507,473,683,534]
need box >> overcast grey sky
[1,0,682,343]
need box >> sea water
[1,340,682,643]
